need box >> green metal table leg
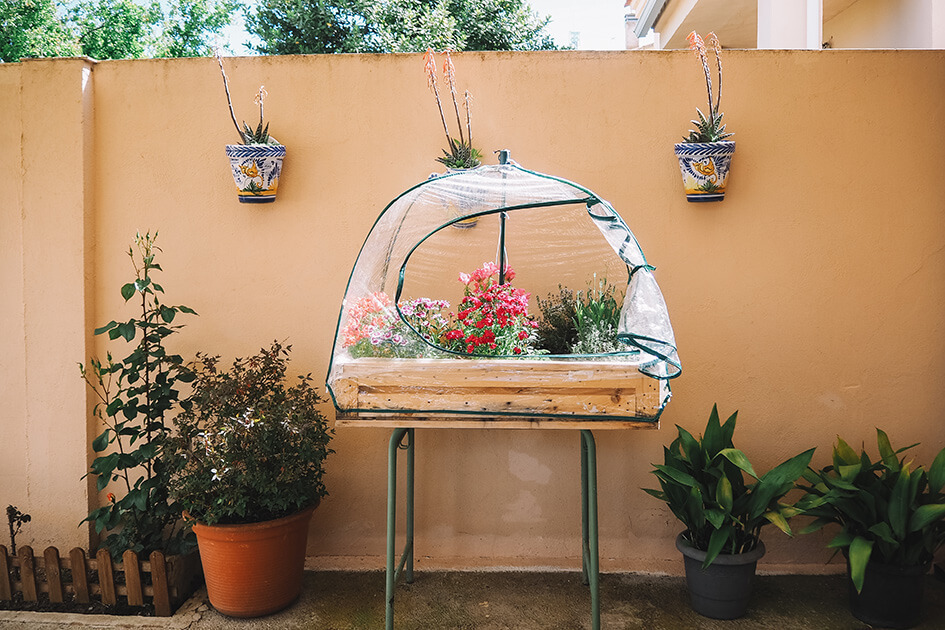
[581,430,600,630]
[581,433,589,585]
[386,428,409,630]
[405,428,415,584]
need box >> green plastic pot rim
[675,531,766,565]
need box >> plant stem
[431,80,452,149]
[217,54,245,143]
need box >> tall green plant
[80,232,197,558]
[644,405,815,567]
[795,430,945,593]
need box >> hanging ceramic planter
[676,32,736,203]
[674,141,735,202]
[225,144,285,204]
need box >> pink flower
[458,272,471,284]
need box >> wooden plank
[18,546,37,602]
[337,357,649,388]
[334,357,665,419]
[44,547,64,603]
[0,545,11,600]
[335,416,658,430]
[97,549,116,605]
[123,550,144,606]
[150,551,171,617]
[354,386,639,416]
[70,548,90,603]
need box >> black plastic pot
[675,532,766,620]
[848,559,930,629]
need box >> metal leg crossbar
[385,428,600,630]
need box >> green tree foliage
[246,0,371,55]
[154,0,241,58]
[1,0,238,62]
[69,0,161,60]
[1,0,79,62]
[246,0,557,55]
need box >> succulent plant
[683,31,733,144]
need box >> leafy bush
[796,429,945,593]
[80,232,197,558]
[644,405,814,567]
[169,341,334,525]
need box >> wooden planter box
[0,544,201,616]
[332,357,667,422]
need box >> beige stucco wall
[1,50,943,573]
[825,0,945,48]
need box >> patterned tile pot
[225,143,285,204]
[673,141,735,202]
[191,503,316,618]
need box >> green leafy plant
[169,341,334,525]
[216,50,280,145]
[682,31,733,144]
[80,232,197,558]
[644,405,815,567]
[795,429,945,593]
[536,277,624,355]
[424,48,482,169]
[536,285,578,355]
[571,276,623,355]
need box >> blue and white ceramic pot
[673,141,735,202]
[225,143,286,204]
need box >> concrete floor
[1,570,944,629]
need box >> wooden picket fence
[0,544,200,616]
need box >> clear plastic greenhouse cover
[327,159,681,421]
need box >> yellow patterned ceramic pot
[225,144,285,204]
[673,141,735,202]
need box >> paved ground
[1,570,944,629]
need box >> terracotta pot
[673,141,735,202]
[676,532,765,620]
[191,503,316,618]
[225,144,285,204]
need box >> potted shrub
[796,429,945,629]
[216,52,285,204]
[644,405,814,619]
[168,341,334,618]
[674,31,735,202]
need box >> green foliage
[68,0,161,60]
[436,138,482,169]
[153,0,240,58]
[246,0,372,55]
[536,285,577,355]
[644,405,815,568]
[0,0,79,62]
[536,277,624,355]
[795,429,945,594]
[571,276,623,355]
[447,0,556,51]
[246,0,557,55]
[80,232,198,559]
[683,108,732,144]
[169,341,334,525]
